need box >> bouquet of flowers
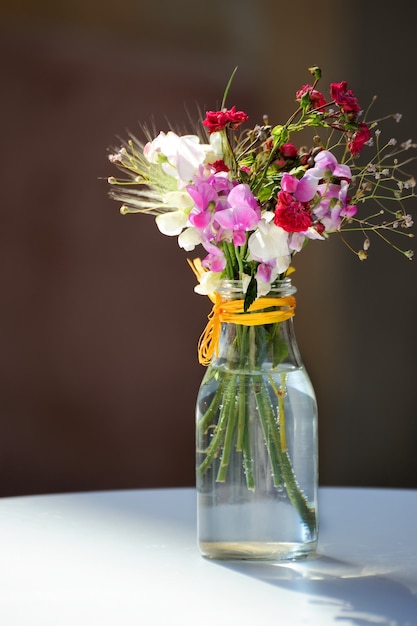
[108,66,415,309]
[107,67,415,548]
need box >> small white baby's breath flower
[401,139,417,150]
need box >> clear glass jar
[195,278,318,560]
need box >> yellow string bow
[188,259,296,367]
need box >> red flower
[274,143,298,169]
[330,81,360,115]
[203,110,229,133]
[212,159,230,173]
[203,106,248,134]
[280,142,298,158]
[274,191,313,232]
[315,222,326,236]
[296,84,327,110]
[348,123,371,155]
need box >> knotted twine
[197,294,296,366]
[188,260,296,366]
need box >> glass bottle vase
[195,278,318,560]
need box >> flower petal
[194,271,222,295]
[294,174,319,202]
[162,191,194,210]
[155,210,188,236]
[178,227,202,251]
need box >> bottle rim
[216,277,296,296]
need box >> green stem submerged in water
[196,321,316,536]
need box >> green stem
[197,374,227,437]
[216,377,238,482]
[223,243,238,279]
[254,374,316,534]
[253,377,283,488]
[279,449,317,535]
[197,373,237,474]
[268,373,288,451]
[242,423,255,490]
[236,373,247,451]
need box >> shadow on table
[39,488,417,626]
[218,555,417,626]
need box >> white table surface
[0,487,416,625]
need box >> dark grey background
[0,0,416,496]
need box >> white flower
[178,227,202,251]
[256,273,278,297]
[241,273,252,293]
[248,218,291,274]
[162,190,194,210]
[155,210,189,236]
[194,271,222,296]
[202,132,224,163]
[144,131,208,185]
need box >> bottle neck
[208,279,302,371]
[216,278,297,301]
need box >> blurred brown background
[0,0,416,497]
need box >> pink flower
[201,242,226,273]
[282,172,320,203]
[256,261,274,284]
[215,184,261,246]
[186,168,235,238]
[313,180,357,232]
[313,150,352,180]
[203,106,248,134]
[281,173,299,194]
[187,181,218,230]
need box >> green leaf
[272,331,289,368]
[243,275,257,312]
[221,67,238,109]
[300,91,312,110]
[307,113,327,126]
[256,181,275,203]
[271,125,289,146]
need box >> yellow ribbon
[187,258,296,366]
[198,293,296,366]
